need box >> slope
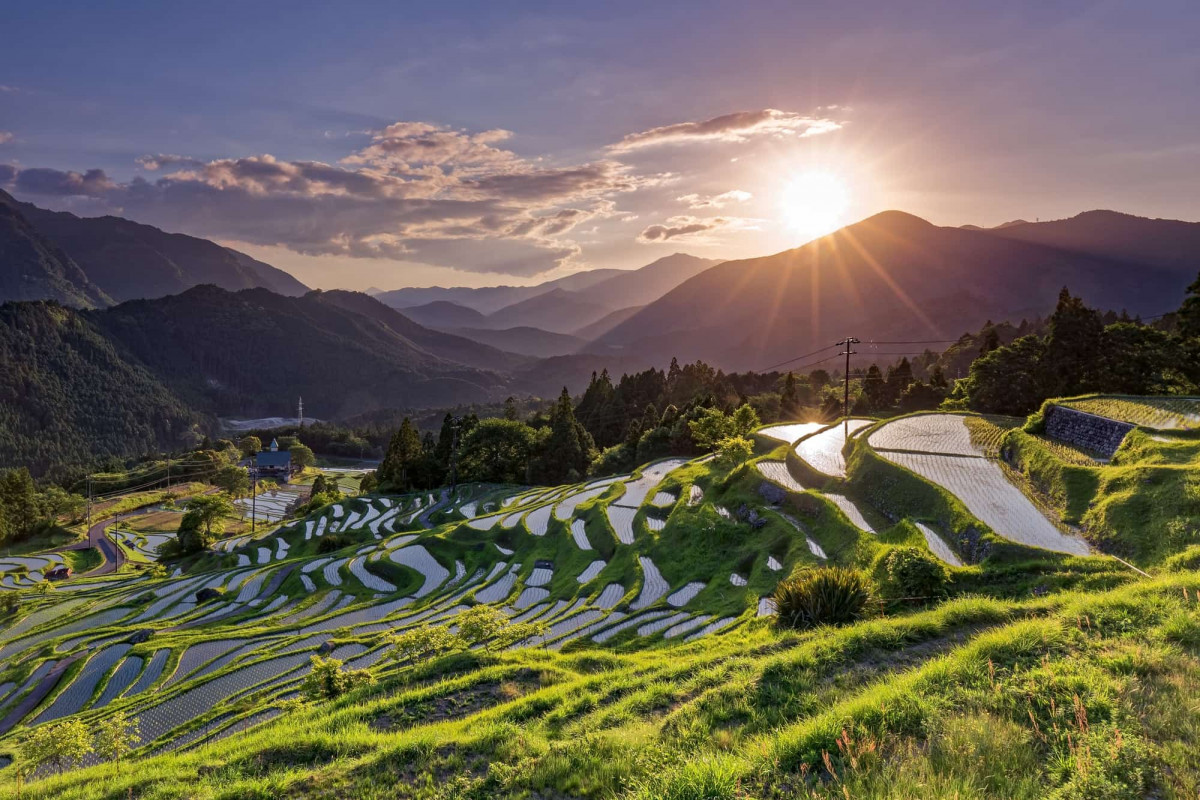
[18,200,308,302]
[988,209,1200,277]
[308,290,531,372]
[485,288,614,334]
[376,268,624,315]
[87,286,511,419]
[593,210,1189,370]
[0,301,202,477]
[581,252,720,310]
[0,190,111,308]
[398,300,489,329]
[448,325,587,358]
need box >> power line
[757,342,841,372]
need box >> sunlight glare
[780,171,851,240]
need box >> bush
[317,534,349,554]
[874,546,950,601]
[772,567,874,630]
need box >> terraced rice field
[880,451,1090,556]
[794,419,874,476]
[867,414,981,456]
[1062,396,1200,430]
[755,460,804,491]
[757,422,825,443]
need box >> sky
[1,0,1198,291]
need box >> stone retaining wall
[1044,405,1133,458]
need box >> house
[46,565,72,581]
[255,439,295,481]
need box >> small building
[46,565,72,581]
[255,447,294,482]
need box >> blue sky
[2,0,1198,289]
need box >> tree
[93,709,140,777]
[300,655,373,701]
[289,443,316,470]
[535,388,595,483]
[729,403,761,436]
[458,418,538,484]
[310,474,329,496]
[503,396,518,421]
[454,605,508,651]
[1178,271,1200,340]
[37,486,85,525]
[378,418,423,491]
[780,371,799,411]
[239,436,262,459]
[963,335,1049,415]
[211,465,250,497]
[687,407,732,450]
[390,625,464,664]
[715,436,753,470]
[19,718,92,775]
[358,471,379,495]
[1043,286,1105,396]
[175,494,234,554]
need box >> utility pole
[166,453,171,493]
[86,474,92,530]
[448,416,463,490]
[837,337,860,422]
[250,462,259,536]
[298,396,304,428]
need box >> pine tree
[781,371,798,411]
[379,418,423,491]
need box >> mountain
[400,300,489,329]
[592,210,1192,370]
[0,190,111,308]
[11,195,308,302]
[448,326,586,358]
[305,290,530,372]
[0,300,202,477]
[375,268,623,314]
[484,288,614,334]
[987,210,1200,278]
[571,304,645,339]
[87,286,512,421]
[579,253,720,310]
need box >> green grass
[1059,394,1200,431]
[5,574,1199,799]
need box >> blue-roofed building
[255,446,294,481]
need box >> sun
[779,171,851,240]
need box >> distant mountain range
[383,253,720,349]
[3,200,1198,475]
[0,189,309,306]
[589,210,1197,369]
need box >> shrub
[874,546,950,601]
[317,534,349,554]
[773,567,874,630]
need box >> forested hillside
[0,301,202,478]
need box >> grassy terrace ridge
[1,399,1199,799]
[5,572,1199,799]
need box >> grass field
[2,401,1199,798]
[1061,395,1200,430]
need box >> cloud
[0,120,671,276]
[677,189,752,209]
[609,109,842,151]
[0,131,12,145]
[637,215,759,243]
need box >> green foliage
[169,493,234,555]
[211,465,250,497]
[289,443,315,469]
[19,718,92,774]
[238,435,262,458]
[378,418,423,491]
[963,288,1195,415]
[873,545,950,600]
[300,655,373,702]
[772,567,875,630]
[357,470,379,494]
[458,419,538,484]
[390,625,464,664]
[714,436,753,470]
[91,709,140,775]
